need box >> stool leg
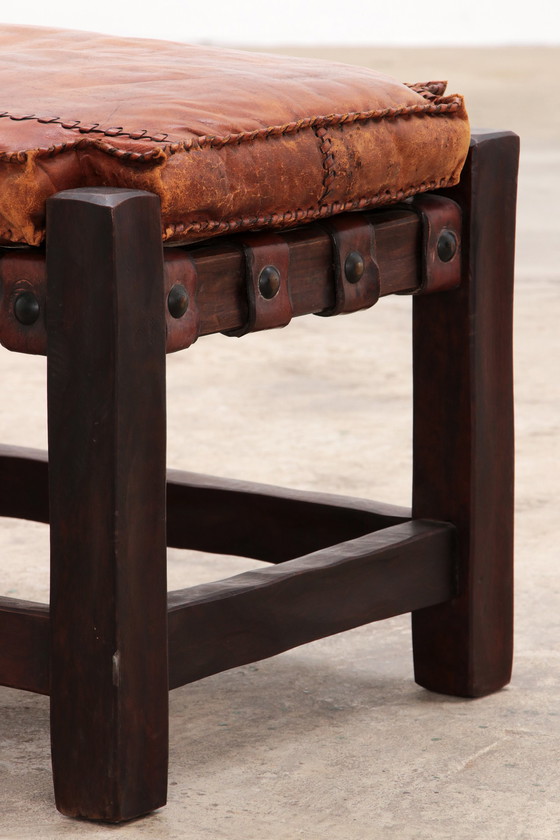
[411,131,519,697]
[46,188,168,820]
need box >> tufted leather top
[0,25,470,247]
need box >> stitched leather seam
[313,126,336,202]
[0,173,457,245]
[0,97,464,164]
[0,112,169,142]
[162,174,455,240]
[0,136,167,164]
[405,81,448,101]
[165,98,463,154]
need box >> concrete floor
[1,47,559,839]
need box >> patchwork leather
[0,25,470,247]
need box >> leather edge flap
[223,232,292,337]
[317,214,380,317]
[409,194,462,295]
[164,249,200,352]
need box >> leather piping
[162,173,456,240]
[0,95,464,164]
[0,172,457,246]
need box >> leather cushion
[0,25,470,247]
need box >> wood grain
[0,595,49,694]
[168,520,456,689]
[0,444,48,523]
[411,131,519,697]
[0,446,409,555]
[46,188,169,821]
[167,468,410,562]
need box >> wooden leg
[46,188,168,820]
[411,131,519,697]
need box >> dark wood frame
[0,130,519,821]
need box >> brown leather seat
[0,25,469,248]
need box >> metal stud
[344,251,365,284]
[167,284,189,318]
[437,229,458,263]
[14,291,40,325]
[258,265,281,299]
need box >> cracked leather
[0,25,470,248]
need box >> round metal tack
[258,265,281,299]
[167,284,189,318]
[344,251,365,284]
[14,291,40,325]
[437,229,458,263]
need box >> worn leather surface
[0,25,470,247]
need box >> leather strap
[317,214,380,316]
[223,232,292,337]
[164,249,200,351]
[0,250,47,355]
[407,194,462,294]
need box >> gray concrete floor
[1,47,559,839]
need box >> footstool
[0,25,519,821]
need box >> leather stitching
[164,98,462,154]
[0,112,169,142]
[405,81,448,100]
[162,174,455,241]
[0,172,459,246]
[313,126,336,202]
[0,96,464,164]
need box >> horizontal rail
[168,520,456,689]
[0,446,410,560]
[166,467,410,562]
[0,210,421,355]
[0,444,49,523]
[1,447,446,696]
[0,595,49,694]
[0,520,456,695]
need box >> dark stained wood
[0,445,48,523]
[167,468,410,562]
[193,211,420,329]
[46,188,169,821]
[411,131,519,697]
[0,442,411,694]
[188,211,421,337]
[0,210,421,354]
[0,596,49,694]
[0,444,410,559]
[168,520,456,689]
[0,133,517,822]
[0,517,454,699]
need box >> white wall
[2,0,560,45]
